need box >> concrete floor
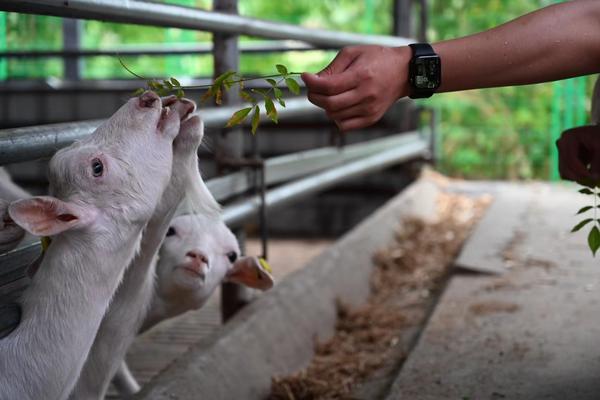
[387,182,600,400]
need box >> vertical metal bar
[393,0,412,38]
[62,18,81,80]
[215,0,248,322]
[418,0,428,42]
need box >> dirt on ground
[268,190,491,400]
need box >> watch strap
[409,43,435,57]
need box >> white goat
[113,213,274,396]
[70,98,221,400]
[0,91,183,400]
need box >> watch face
[411,56,441,90]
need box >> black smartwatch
[408,43,441,99]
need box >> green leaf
[285,78,300,95]
[162,80,173,89]
[589,225,600,256]
[200,87,213,103]
[226,107,253,128]
[276,64,288,76]
[266,78,277,87]
[579,188,595,195]
[132,88,145,97]
[265,97,277,123]
[214,70,237,87]
[577,206,594,215]
[148,80,161,90]
[170,77,181,87]
[156,87,170,97]
[572,218,594,233]
[251,105,260,135]
[278,98,286,107]
[240,90,254,103]
[176,88,184,99]
[215,87,223,105]
[274,87,283,99]
[253,88,270,97]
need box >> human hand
[301,45,411,132]
[556,125,600,187]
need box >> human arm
[302,0,600,131]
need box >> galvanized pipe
[0,97,320,165]
[2,0,413,47]
[0,41,327,58]
[207,131,420,201]
[222,138,428,226]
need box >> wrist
[393,46,412,100]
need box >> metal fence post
[62,18,82,80]
[213,0,249,322]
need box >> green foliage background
[3,0,596,180]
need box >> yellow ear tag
[258,257,272,274]
[41,236,52,253]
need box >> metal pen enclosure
[0,0,431,378]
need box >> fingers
[556,127,598,184]
[307,89,363,113]
[301,71,358,96]
[337,116,379,132]
[328,102,377,122]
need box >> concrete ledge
[135,177,441,400]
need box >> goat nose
[139,91,159,108]
[186,250,208,265]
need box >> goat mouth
[177,265,206,280]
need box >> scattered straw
[269,189,490,400]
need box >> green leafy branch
[120,57,302,135]
[572,186,600,256]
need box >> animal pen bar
[2,0,413,47]
[0,0,425,329]
[0,41,333,58]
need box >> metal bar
[0,97,320,165]
[203,131,420,202]
[62,18,82,80]
[1,0,413,47]
[222,137,429,227]
[213,0,247,322]
[393,0,412,38]
[0,41,329,58]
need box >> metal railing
[0,41,331,58]
[4,0,412,47]
[0,0,431,354]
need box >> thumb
[317,47,357,77]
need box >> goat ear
[225,256,274,291]
[8,196,96,236]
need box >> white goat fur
[0,92,182,400]
[70,99,220,400]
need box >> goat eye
[226,251,238,263]
[166,227,176,237]
[91,158,104,177]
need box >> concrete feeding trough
[135,176,442,400]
